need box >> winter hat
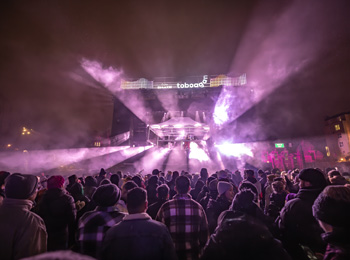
[230,189,255,211]
[209,179,218,191]
[47,175,65,189]
[99,168,107,176]
[5,173,38,199]
[328,170,341,178]
[312,185,350,228]
[68,175,78,184]
[239,181,258,198]
[110,174,120,186]
[217,170,228,180]
[217,181,233,195]
[85,176,97,187]
[132,175,143,187]
[298,168,327,188]
[92,184,121,207]
[70,182,84,196]
[100,179,111,185]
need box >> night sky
[1,0,350,147]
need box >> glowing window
[335,124,340,131]
[325,146,330,157]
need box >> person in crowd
[230,189,267,223]
[116,171,123,187]
[263,174,276,213]
[77,184,125,258]
[117,180,138,213]
[157,175,209,260]
[78,177,85,187]
[199,168,208,184]
[199,178,218,210]
[146,175,159,205]
[0,171,10,206]
[284,169,300,194]
[69,182,90,220]
[152,168,160,176]
[36,175,76,251]
[147,184,170,219]
[258,169,267,190]
[165,170,172,182]
[231,170,243,187]
[102,187,177,260]
[66,174,78,194]
[190,180,205,201]
[100,178,111,185]
[0,173,47,259]
[167,170,180,199]
[96,168,107,185]
[131,175,144,188]
[266,181,289,220]
[110,173,120,187]
[239,181,259,204]
[191,174,200,188]
[327,170,349,185]
[278,168,328,259]
[217,170,229,180]
[244,169,262,200]
[0,171,10,190]
[312,185,350,260]
[83,176,97,200]
[206,181,236,233]
[201,210,291,260]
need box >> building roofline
[325,111,350,121]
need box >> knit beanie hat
[312,185,350,228]
[5,173,38,199]
[47,175,65,189]
[85,176,98,187]
[92,184,121,207]
[68,175,78,184]
[209,179,218,191]
[217,181,232,195]
[100,179,111,185]
[298,168,327,189]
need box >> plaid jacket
[156,193,209,260]
[77,206,125,258]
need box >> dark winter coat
[206,195,231,234]
[36,188,76,251]
[322,228,350,260]
[201,210,291,260]
[278,187,326,259]
[147,199,167,219]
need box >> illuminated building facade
[325,112,350,161]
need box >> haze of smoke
[132,147,171,174]
[214,1,341,139]
[0,147,128,175]
[81,58,154,124]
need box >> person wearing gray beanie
[206,181,237,233]
[312,185,350,259]
[0,173,47,259]
[77,183,125,258]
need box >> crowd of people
[0,166,349,260]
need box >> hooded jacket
[0,198,47,259]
